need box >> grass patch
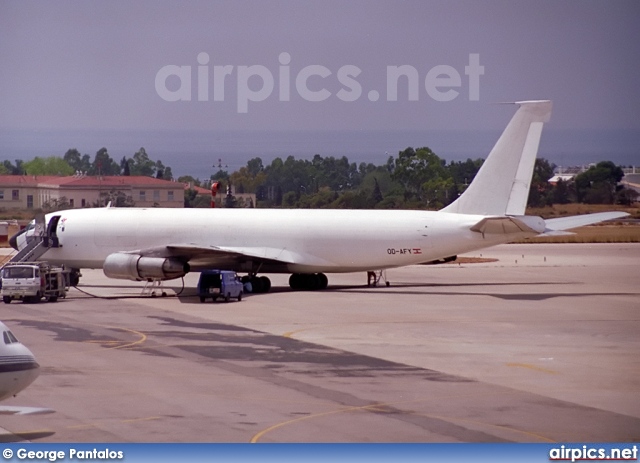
[514,224,640,244]
[526,204,640,219]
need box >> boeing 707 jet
[9,100,628,292]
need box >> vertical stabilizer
[441,100,552,216]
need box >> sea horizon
[1,128,638,180]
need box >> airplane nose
[8,228,24,251]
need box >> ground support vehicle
[1,262,68,303]
[197,270,243,303]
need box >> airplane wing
[127,243,334,270]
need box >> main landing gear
[242,275,271,293]
[289,273,328,291]
[243,273,329,292]
[68,269,81,287]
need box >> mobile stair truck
[1,262,68,303]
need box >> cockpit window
[3,331,19,345]
[8,331,18,343]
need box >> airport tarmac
[0,243,638,442]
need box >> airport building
[0,175,185,209]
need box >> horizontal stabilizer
[537,230,575,237]
[471,216,546,236]
[544,212,629,232]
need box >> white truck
[1,262,68,303]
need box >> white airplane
[9,100,628,292]
[0,321,46,415]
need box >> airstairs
[8,237,50,264]
[4,214,64,265]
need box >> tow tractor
[1,262,69,303]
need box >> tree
[155,160,165,179]
[337,191,370,209]
[616,187,639,206]
[178,175,201,187]
[129,147,155,176]
[246,157,264,176]
[422,176,454,209]
[211,170,229,182]
[152,159,173,180]
[23,156,74,176]
[527,158,555,207]
[120,156,131,176]
[282,191,297,207]
[371,178,383,204]
[391,147,451,205]
[64,149,91,173]
[297,187,338,208]
[2,160,25,175]
[91,148,120,176]
[230,164,267,194]
[447,158,483,202]
[551,178,572,205]
[575,161,624,204]
[183,187,198,208]
[1,161,13,174]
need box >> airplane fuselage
[0,322,40,401]
[39,207,524,274]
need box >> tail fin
[442,100,552,216]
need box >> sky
[1,0,639,173]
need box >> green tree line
[183,152,637,209]
[2,146,636,209]
[0,147,173,180]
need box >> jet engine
[103,253,190,281]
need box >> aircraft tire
[317,273,328,290]
[259,276,271,292]
[289,274,302,290]
[251,277,264,293]
[69,270,81,287]
[306,274,320,290]
[289,273,328,291]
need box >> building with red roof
[0,175,185,209]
